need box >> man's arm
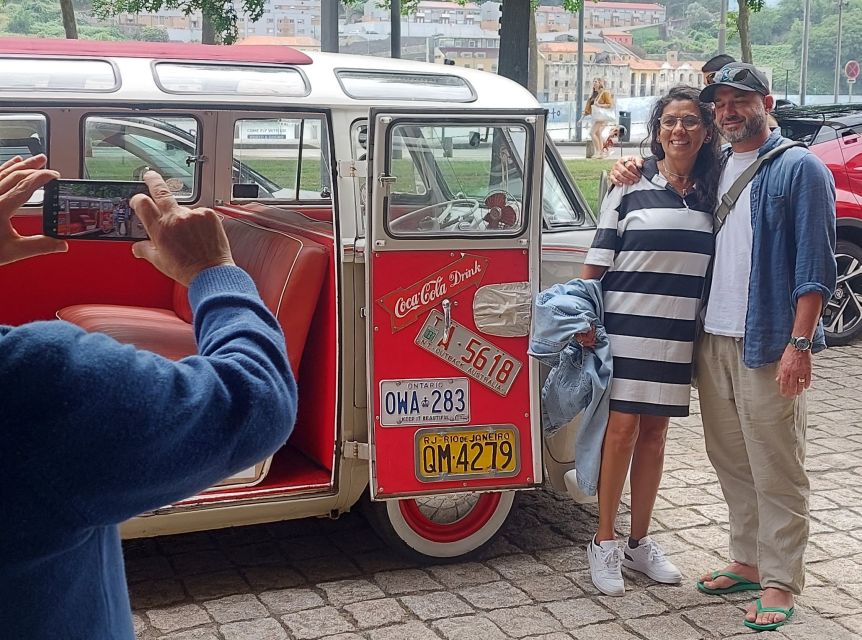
[775,292,823,397]
[3,171,297,526]
[776,153,838,397]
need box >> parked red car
[776,104,862,345]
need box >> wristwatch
[790,336,813,352]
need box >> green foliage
[138,25,169,41]
[92,0,265,44]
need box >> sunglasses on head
[704,71,717,84]
[713,66,761,87]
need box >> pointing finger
[142,171,181,218]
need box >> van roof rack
[0,37,312,66]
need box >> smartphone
[43,179,149,241]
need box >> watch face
[793,337,812,350]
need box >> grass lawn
[564,159,615,213]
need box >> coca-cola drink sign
[377,254,489,331]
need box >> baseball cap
[700,63,770,102]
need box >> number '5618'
[461,338,515,384]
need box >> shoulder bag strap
[713,141,805,233]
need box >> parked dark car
[775,104,862,345]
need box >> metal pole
[391,0,401,59]
[800,0,811,105]
[718,0,728,54]
[834,0,845,103]
[321,0,339,53]
[575,8,585,142]
[785,69,789,101]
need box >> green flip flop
[696,570,762,595]
[743,598,794,631]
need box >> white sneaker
[586,536,625,596]
[621,536,682,584]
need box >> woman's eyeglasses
[659,115,703,131]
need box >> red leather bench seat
[58,217,328,374]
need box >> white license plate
[380,377,469,426]
[414,311,522,396]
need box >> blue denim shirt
[727,130,837,368]
[529,279,613,496]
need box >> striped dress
[585,157,714,417]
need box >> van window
[0,114,47,162]
[384,123,529,237]
[232,116,331,201]
[0,113,48,204]
[154,63,308,97]
[0,58,117,92]
[82,116,198,200]
[336,70,476,102]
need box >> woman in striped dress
[580,86,721,596]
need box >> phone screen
[43,179,149,240]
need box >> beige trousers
[696,333,809,594]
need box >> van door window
[383,123,529,237]
[231,116,331,201]
[82,116,198,200]
[0,113,48,204]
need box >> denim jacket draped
[529,279,613,496]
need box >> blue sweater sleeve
[3,265,297,527]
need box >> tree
[91,0,266,44]
[736,0,765,63]
[60,0,79,38]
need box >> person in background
[584,78,615,158]
[0,155,298,640]
[580,86,720,596]
[608,63,837,631]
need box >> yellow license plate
[415,425,520,482]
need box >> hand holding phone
[130,171,234,287]
[0,155,67,267]
[43,179,150,241]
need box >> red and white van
[0,38,595,559]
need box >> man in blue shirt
[609,65,836,631]
[0,155,298,639]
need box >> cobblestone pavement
[129,342,862,640]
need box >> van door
[366,108,545,499]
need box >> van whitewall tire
[364,491,517,561]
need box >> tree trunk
[528,8,538,96]
[497,0,530,88]
[60,0,78,39]
[201,11,217,45]
[738,1,753,63]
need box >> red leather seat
[58,217,328,374]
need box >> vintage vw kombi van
[0,38,595,559]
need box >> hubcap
[824,253,862,338]
[399,493,502,543]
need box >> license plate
[415,425,520,482]
[379,378,470,426]
[414,311,522,396]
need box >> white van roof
[0,37,539,110]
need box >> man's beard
[719,106,767,143]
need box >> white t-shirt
[703,149,759,338]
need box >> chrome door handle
[441,299,452,334]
